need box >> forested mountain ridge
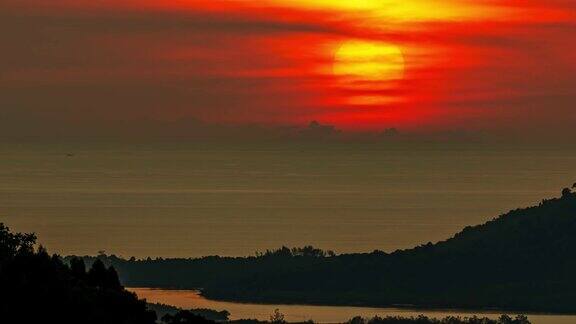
[77,188,576,313]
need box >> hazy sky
[1,0,576,139]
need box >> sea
[1,141,575,258]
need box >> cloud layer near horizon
[1,0,575,140]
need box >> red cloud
[1,0,575,139]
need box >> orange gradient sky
[1,0,576,139]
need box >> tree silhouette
[347,315,531,324]
[269,309,286,324]
[0,223,157,324]
[162,310,217,324]
[0,223,36,261]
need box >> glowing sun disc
[333,41,405,84]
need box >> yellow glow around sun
[333,41,405,84]
[265,0,503,22]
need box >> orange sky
[1,0,576,139]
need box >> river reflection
[129,288,575,324]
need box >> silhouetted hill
[74,189,576,313]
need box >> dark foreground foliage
[162,310,220,324]
[0,223,156,324]
[77,188,576,313]
[150,303,231,322]
[0,222,533,324]
[348,315,530,324]
[159,310,531,324]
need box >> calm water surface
[1,142,576,257]
[129,288,576,324]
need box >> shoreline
[128,287,576,317]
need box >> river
[129,288,576,324]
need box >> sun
[333,40,405,84]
